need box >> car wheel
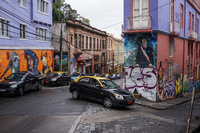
[18,87,24,96]
[37,82,42,91]
[103,97,113,108]
[72,89,79,99]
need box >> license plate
[128,101,132,104]
[0,89,6,92]
[45,81,49,83]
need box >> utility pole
[59,19,63,71]
[112,51,114,74]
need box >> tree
[52,1,90,25]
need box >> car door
[77,77,90,97]
[88,78,104,101]
[63,73,70,85]
[24,74,34,91]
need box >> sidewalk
[134,92,200,110]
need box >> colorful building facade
[51,20,107,75]
[123,0,200,101]
[0,0,54,81]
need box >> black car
[0,71,43,96]
[69,76,135,108]
[44,71,71,86]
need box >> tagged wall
[0,49,54,82]
[124,34,158,101]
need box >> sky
[65,0,124,39]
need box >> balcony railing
[189,30,197,39]
[126,15,151,31]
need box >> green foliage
[52,1,90,25]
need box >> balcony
[170,21,180,36]
[126,15,151,31]
[189,30,197,40]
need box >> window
[38,0,48,14]
[20,24,26,39]
[168,62,173,81]
[169,39,174,57]
[79,78,90,84]
[90,37,92,49]
[189,11,191,33]
[93,38,95,49]
[19,0,26,7]
[82,35,84,49]
[0,18,9,37]
[37,0,40,10]
[180,4,183,28]
[86,36,88,49]
[46,3,48,13]
[74,34,77,48]
[192,14,194,31]
[197,19,199,34]
[97,39,99,49]
[36,27,47,41]
[79,34,81,48]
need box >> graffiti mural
[124,34,157,68]
[124,33,157,101]
[124,66,157,101]
[0,49,54,82]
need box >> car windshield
[99,79,119,89]
[71,73,80,77]
[52,73,61,77]
[5,73,25,81]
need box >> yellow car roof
[74,76,109,82]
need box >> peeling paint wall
[0,49,54,82]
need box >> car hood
[105,88,132,95]
[0,80,19,85]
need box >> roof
[74,76,109,82]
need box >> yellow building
[113,37,124,75]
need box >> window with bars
[0,19,9,37]
[20,24,26,39]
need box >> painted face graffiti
[27,54,34,71]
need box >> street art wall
[0,49,54,82]
[124,34,158,101]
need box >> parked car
[43,71,71,86]
[88,73,100,76]
[0,71,43,96]
[69,76,135,108]
[70,72,85,81]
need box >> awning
[76,57,85,62]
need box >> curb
[68,115,82,133]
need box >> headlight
[114,93,124,100]
[11,84,17,88]
[51,78,57,81]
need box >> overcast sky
[66,0,124,39]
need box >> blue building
[123,0,200,101]
[0,0,54,80]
